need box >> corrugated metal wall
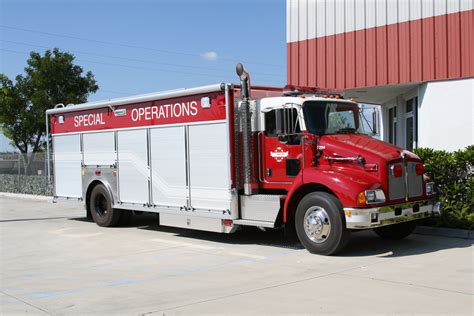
[287,0,474,89]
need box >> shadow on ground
[69,213,473,258]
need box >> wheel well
[85,180,104,213]
[285,183,337,225]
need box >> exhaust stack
[236,63,253,195]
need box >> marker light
[364,163,378,172]
[356,192,366,205]
[391,165,403,177]
[415,163,425,175]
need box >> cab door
[260,105,303,184]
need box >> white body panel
[83,132,116,166]
[150,126,187,207]
[117,129,149,204]
[53,134,82,199]
[188,123,232,211]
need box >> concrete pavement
[0,196,472,315]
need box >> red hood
[319,134,420,162]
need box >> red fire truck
[46,64,440,255]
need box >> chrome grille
[388,161,423,201]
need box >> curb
[0,192,52,202]
[415,225,474,240]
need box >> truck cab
[250,92,440,254]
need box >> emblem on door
[270,147,289,162]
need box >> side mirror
[278,134,288,144]
[371,109,378,135]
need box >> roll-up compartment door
[188,123,231,211]
[53,134,82,199]
[117,129,149,204]
[150,126,187,208]
[83,132,115,166]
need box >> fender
[283,166,381,222]
[84,178,116,206]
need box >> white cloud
[200,51,218,61]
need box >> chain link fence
[0,152,53,196]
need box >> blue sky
[0,0,286,151]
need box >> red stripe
[308,39,317,87]
[355,28,366,87]
[410,19,423,82]
[316,37,326,87]
[376,25,388,85]
[335,33,345,89]
[299,41,308,87]
[434,13,448,79]
[460,10,474,77]
[345,32,356,88]
[387,23,399,84]
[286,9,474,89]
[51,92,226,134]
[398,22,410,83]
[447,12,461,78]
[366,28,377,87]
[326,35,336,88]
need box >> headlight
[357,189,386,204]
[426,182,435,195]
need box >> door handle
[266,168,272,177]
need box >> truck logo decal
[270,147,288,162]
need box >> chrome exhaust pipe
[236,63,252,195]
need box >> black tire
[295,192,350,255]
[373,221,417,240]
[89,184,121,227]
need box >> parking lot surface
[0,196,473,315]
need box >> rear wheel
[373,221,417,240]
[295,192,350,255]
[89,184,121,227]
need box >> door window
[264,107,301,145]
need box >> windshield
[302,101,367,135]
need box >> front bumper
[344,199,441,229]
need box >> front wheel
[373,221,417,240]
[295,192,350,255]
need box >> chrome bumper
[344,200,441,229]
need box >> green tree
[0,48,98,155]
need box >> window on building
[388,107,397,145]
[405,97,418,151]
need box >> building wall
[287,0,474,89]
[381,78,473,151]
[417,78,473,151]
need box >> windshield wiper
[334,127,358,134]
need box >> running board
[233,219,275,228]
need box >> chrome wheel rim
[303,206,331,243]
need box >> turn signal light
[391,165,403,177]
[356,192,366,205]
[415,164,425,175]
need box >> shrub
[414,145,474,230]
